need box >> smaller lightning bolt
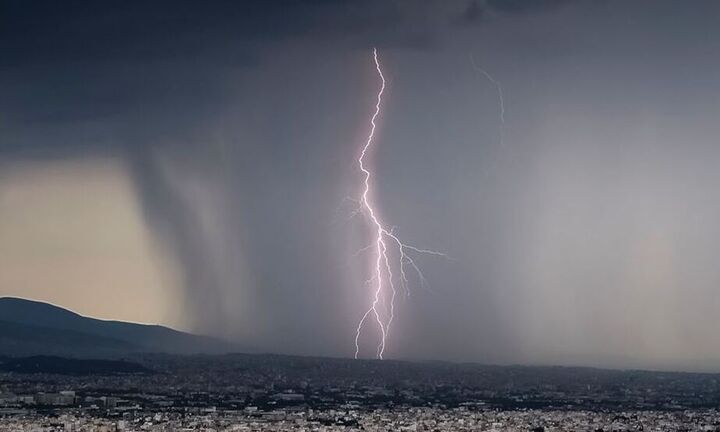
[470,54,505,146]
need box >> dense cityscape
[2,354,720,431]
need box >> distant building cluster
[2,407,720,431]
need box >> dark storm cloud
[456,0,571,25]
[486,0,570,14]
[0,0,564,137]
[1,0,464,154]
[0,0,443,70]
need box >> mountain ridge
[0,297,234,357]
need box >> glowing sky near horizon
[0,158,182,327]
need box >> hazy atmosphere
[3,0,720,371]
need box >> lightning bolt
[470,54,505,146]
[353,48,449,360]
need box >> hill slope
[0,297,232,357]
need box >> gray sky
[3,0,720,371]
